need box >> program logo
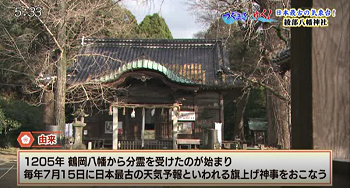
[276,8,336,27]
[222,9,277,25]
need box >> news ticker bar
[17,150,332,186]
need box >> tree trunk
[265,75,291,149]
[54,0,67,141]
[54,50,66,135]
[1,128,6,147]
[43,90,55,126]
[258,0,291,149]
[233,91,250,140]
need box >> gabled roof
[68,38,243,88]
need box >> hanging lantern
[131,108,136,118]
[151,108,155,116]
[123,106,126,116]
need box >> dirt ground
[0,147,17,164]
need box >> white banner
[215,122,222,145]
[17,150,332,186]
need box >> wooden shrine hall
[67,38,245,150]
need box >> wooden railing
[118,140,173,150]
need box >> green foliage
[0,108,21,133]
[137,13,173,39]
[87,2,139,38]
[245,88,266,118]
[0,95,44,147]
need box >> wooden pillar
[219,92,224,142]
[254,132,257,146]
[193,91,199,138]
[291,0,313,149]
[112,107,118,150]
[172,107,178,149]
[311,0,349,161]
[290,0,349,187]
[141,108,145,148]
[125,108,129,140]
[292,0,350,154]
[168,108,172,139]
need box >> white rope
[110,103,182,109]
[109,103,182,115]
[0,164,15,180]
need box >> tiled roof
[68,39,242,88]
[248,118,267,131]
[272,48,290,63]
[271,48,291,75]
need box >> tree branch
[19,0,63,52]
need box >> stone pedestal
[72,121,86,149]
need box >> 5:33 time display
[14,6,42,18]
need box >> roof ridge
[83,38,223,45]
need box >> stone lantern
[72,108,88,149]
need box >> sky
[122,0,205,38]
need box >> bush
[0,96,44,147]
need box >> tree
[198,18,262,140]
[257,0,291,149]
[137,13,173,39]
[1,0,139,143]
[193,31,206,39]
[0,95,44,147]
[188,0,291,148]
[0,1,50,98]
[0,107,21,147]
